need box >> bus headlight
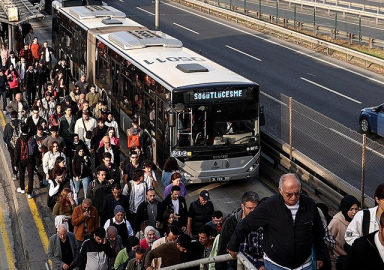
[247,162,259,172]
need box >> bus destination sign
[190,90,246,102]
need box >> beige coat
[328,211,349,270]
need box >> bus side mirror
[168,112,176,127]
[260,106,265,126]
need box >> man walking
[227,173,327,270]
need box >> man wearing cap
[74,110,97,150]
[186,190,215,236]
[144,234,191,270]
[43,125,66,151]
[78,227,115,270]
[23,62,36,106]
[15,124,37,199]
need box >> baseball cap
[199,190,210,200]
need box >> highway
[112,0,384,140]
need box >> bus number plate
[210,177,229,182]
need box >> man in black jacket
[134,188,163,233]
[23,62,36,106]
[343,211,384,270]
[186,190,214,236]
[15,124,37,199]
[25,106,45,136]
[216,191,259,270]
[97,152,120,186]
[101,183,129,226]
[227,173,327,270]
[78,227,115,270]
[162,185,188,232]
[3,110,21,179]
[96,135,120,168]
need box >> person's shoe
[12,174,17,180]
[3,110,7,114]
[27,194,33,199]
[17,188,25,194]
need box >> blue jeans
[264,259,313,270]
[73,176,90,198]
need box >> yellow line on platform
[0,199,16,270]
[0,111,6,128]
[25,194,50,254]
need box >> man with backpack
[127,119,143,153]
[14,124,37,199]
[3,110,21,180]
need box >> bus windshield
[176,100,258,147]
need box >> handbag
[82,118,92,139]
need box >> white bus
[53,2,263,183]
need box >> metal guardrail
[160,253,256,270]
[305,0,384,14]
[174,0,384,69]
[278,0,384,20]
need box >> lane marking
[300,77,362,104]
[164,2,384,86]
[225,45,262,61]
[0,196,16,270]
[260,91,287,106]
[330,128,384,159]
[136,7,154,16]
[173,23,200,34]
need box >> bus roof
[98,30,257,91]
[52,2,144,31]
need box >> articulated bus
[52,1,262,183]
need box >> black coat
[25,116,45,136]
[188,199,214,236]
[134,200,164,232]
[3,119,20,145]
[100,194,130,226]
[227,194,327,269]
[96,144,120,168]
[343,231,384,270]
[162,194,188,228]
[0,73,7,92]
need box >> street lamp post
[155,0,160,31]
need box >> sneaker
[27,194,33,199]
[12,174,17,180]
[17,188,25,194]
[3,110,7,114]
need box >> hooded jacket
[15,133,36,164]
[78,231,115,270]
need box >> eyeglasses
[280,188,301,198]
[244,206,256,211]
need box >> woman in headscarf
[328,195,360,270]
[72,145,92,199]
[106,226,123,267]
[140,225,160,250]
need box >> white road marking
[330,128,384,159]
[260,91,287,106]
[225,45,262,61]
[164,2,384,86]
[300,77,362,104]
[118,0,124,2]
[136,7,154,16]
[173,23,200,34]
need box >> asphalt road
[110,0,384,141]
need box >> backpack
[27,137,37,156]
[127,128,141,148]
[10,122,21,149]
